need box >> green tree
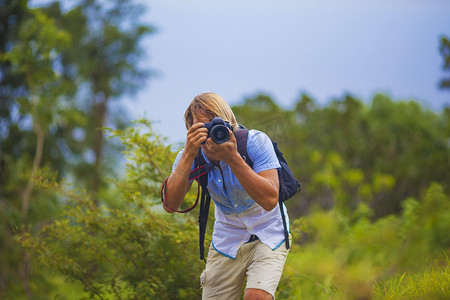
[44,0,153,200]
[0,4,76,297]
[0,0,154,297]
[439,35,450,90]
[233,93,449,219]
[0,3,29,293]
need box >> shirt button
[234,204,238,207]
[218,179,221,183]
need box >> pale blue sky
[124,0,449,144]
[35,0,450,144]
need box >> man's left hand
[202,129,239,163]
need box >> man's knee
[244,288,273,300]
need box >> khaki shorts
[200,237,290,300]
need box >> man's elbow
[162,204,175,213]
[162,197,177,213]
[261,192,279,211]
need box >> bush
[18,121,207,299]
[278,183,450,299]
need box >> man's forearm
[163,152,194,212]
[226,152,279,211]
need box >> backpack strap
[277,169,290,249]
[234,129,253,168]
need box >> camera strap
[188,162,214,181]
[160,162,213,213]
[160,149,214,261]
[197,170,210,262]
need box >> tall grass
[374,257,449,300]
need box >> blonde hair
[184,92,238,131]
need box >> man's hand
[184,122,208,159]
[202,129,240,163]
[204,128,279,211]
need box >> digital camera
[204,117,232,144]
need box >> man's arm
[163,123,208,213]
[202,130,279,211]
[163,152,194,213]
[228,154,279,211]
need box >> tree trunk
[21,120,44,219]
[20,119,44,299]
[91,93,108,202]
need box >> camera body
[204,117,232,144]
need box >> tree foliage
[0,0,153,298]
[232,93,449,218]
[278,183,450,299]
[0,3,77,297]
[439,35,450,90]
[2,1,449,298]
[19,117,449,300]
[43,0,153,199]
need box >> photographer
[163,92,290,300]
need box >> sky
[75,1,450,144]
[123,0,450,144]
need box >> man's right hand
[184,122,208,159]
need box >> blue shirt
[172,129,289,259]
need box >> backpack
[192,128,301,261]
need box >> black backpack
[189,128,301,261]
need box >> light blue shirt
[172,129,289,259]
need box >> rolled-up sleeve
[171,149,185,173]
[247,130,280,174]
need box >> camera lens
[210,126,229,144]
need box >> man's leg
[244,237,290,299]
[201,246,246,300]
[244,288,273,300]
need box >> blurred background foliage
[232,93,449,219]
[1,0,449,299]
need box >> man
[163,92,290,300]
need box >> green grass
[374,259,450,300]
